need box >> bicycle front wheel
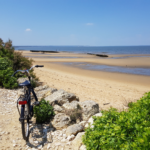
[21,104,29,141]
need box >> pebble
[13,144,17,147]
[37,145,42,149]
[55,142,61,146]
[67,135,75,141]
[13,140,16,143]
[61,139,66,142]
[63,134,67,138]
[47,143,51,149]
[51,132,55,136]
[34,141,39,144]
[66,142,71,145]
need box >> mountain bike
[12,65,44,141]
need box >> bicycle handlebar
[12,65,44,77]
[35,65,44,68]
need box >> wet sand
[21,51,150,111]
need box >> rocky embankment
[0,80,102,150]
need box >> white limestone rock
[52,113,71,130]
[79,145,86,150]
[85,113,103,128]
[79,100,99,121]
[72,132,85,150]
[63,101,79,110]
[45,89,78,106]
[66,124,84,136]
[67,134,75,141]
[53,105,64,114]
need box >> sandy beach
[22,51,150,111]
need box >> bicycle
[12,65,44,141]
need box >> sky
[0,0,150,46]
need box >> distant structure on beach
[30,50,59,53]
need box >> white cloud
[86,23,94,26]
[25,28,31,31]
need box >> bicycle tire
[21,104,30,141]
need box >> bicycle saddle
[19,80,31,86]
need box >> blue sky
[0,0,150,46]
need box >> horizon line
[13,45,150,47]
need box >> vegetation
[0,57,18,89]
[83,92,150,150]
[0,38,38,89]
[33,99,55,123]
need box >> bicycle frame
[17,85,38,122]
[13,65,44,141]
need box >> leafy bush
[0,39,14,60]
[0,57,18,89]
[0,38,39,89]
[13,51,34,71]
[34,99,55,123]
[83,92,150,150]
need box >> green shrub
[0,57,12,70]
[0,38,39,89]
[13,51,34,71]
[83,92,150,150]
[0,39,14,60]
[33,99,55,123]
[0,57,18,89]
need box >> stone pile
[30,85,102,150]
[0,81,103,150]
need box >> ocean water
[14,45,150,76]
[61,62,150,76]
[14,46,150,55]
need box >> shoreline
[21,51,150,111]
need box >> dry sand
[22,51,150,111]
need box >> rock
[34,141,38,144]
[54,105,64,114]
[79,100,99,120]
[51,132,55,136]
[63,101,79,110]
[72,132,85,150]
[34,85,49,91]
[85,113,102,128]
[63,134,67,138]
[17,89,24,97]
[52,113,71,130]
[79,145,86,150]
[47,143,51,149]
[45,89,78,106]
[79,121,87,128]
[13,144,17,147]
[66,142,71,145]
[37,145,42,149]
[66,124,84,136]
[67,134,75,141]
[36,87,57,100]
[61,139,67,142]
[17,77,28,84]
[55,142,61,146]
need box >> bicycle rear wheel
[21,104,30,141]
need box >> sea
[14,45,150,76]
[14,46,150,55]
